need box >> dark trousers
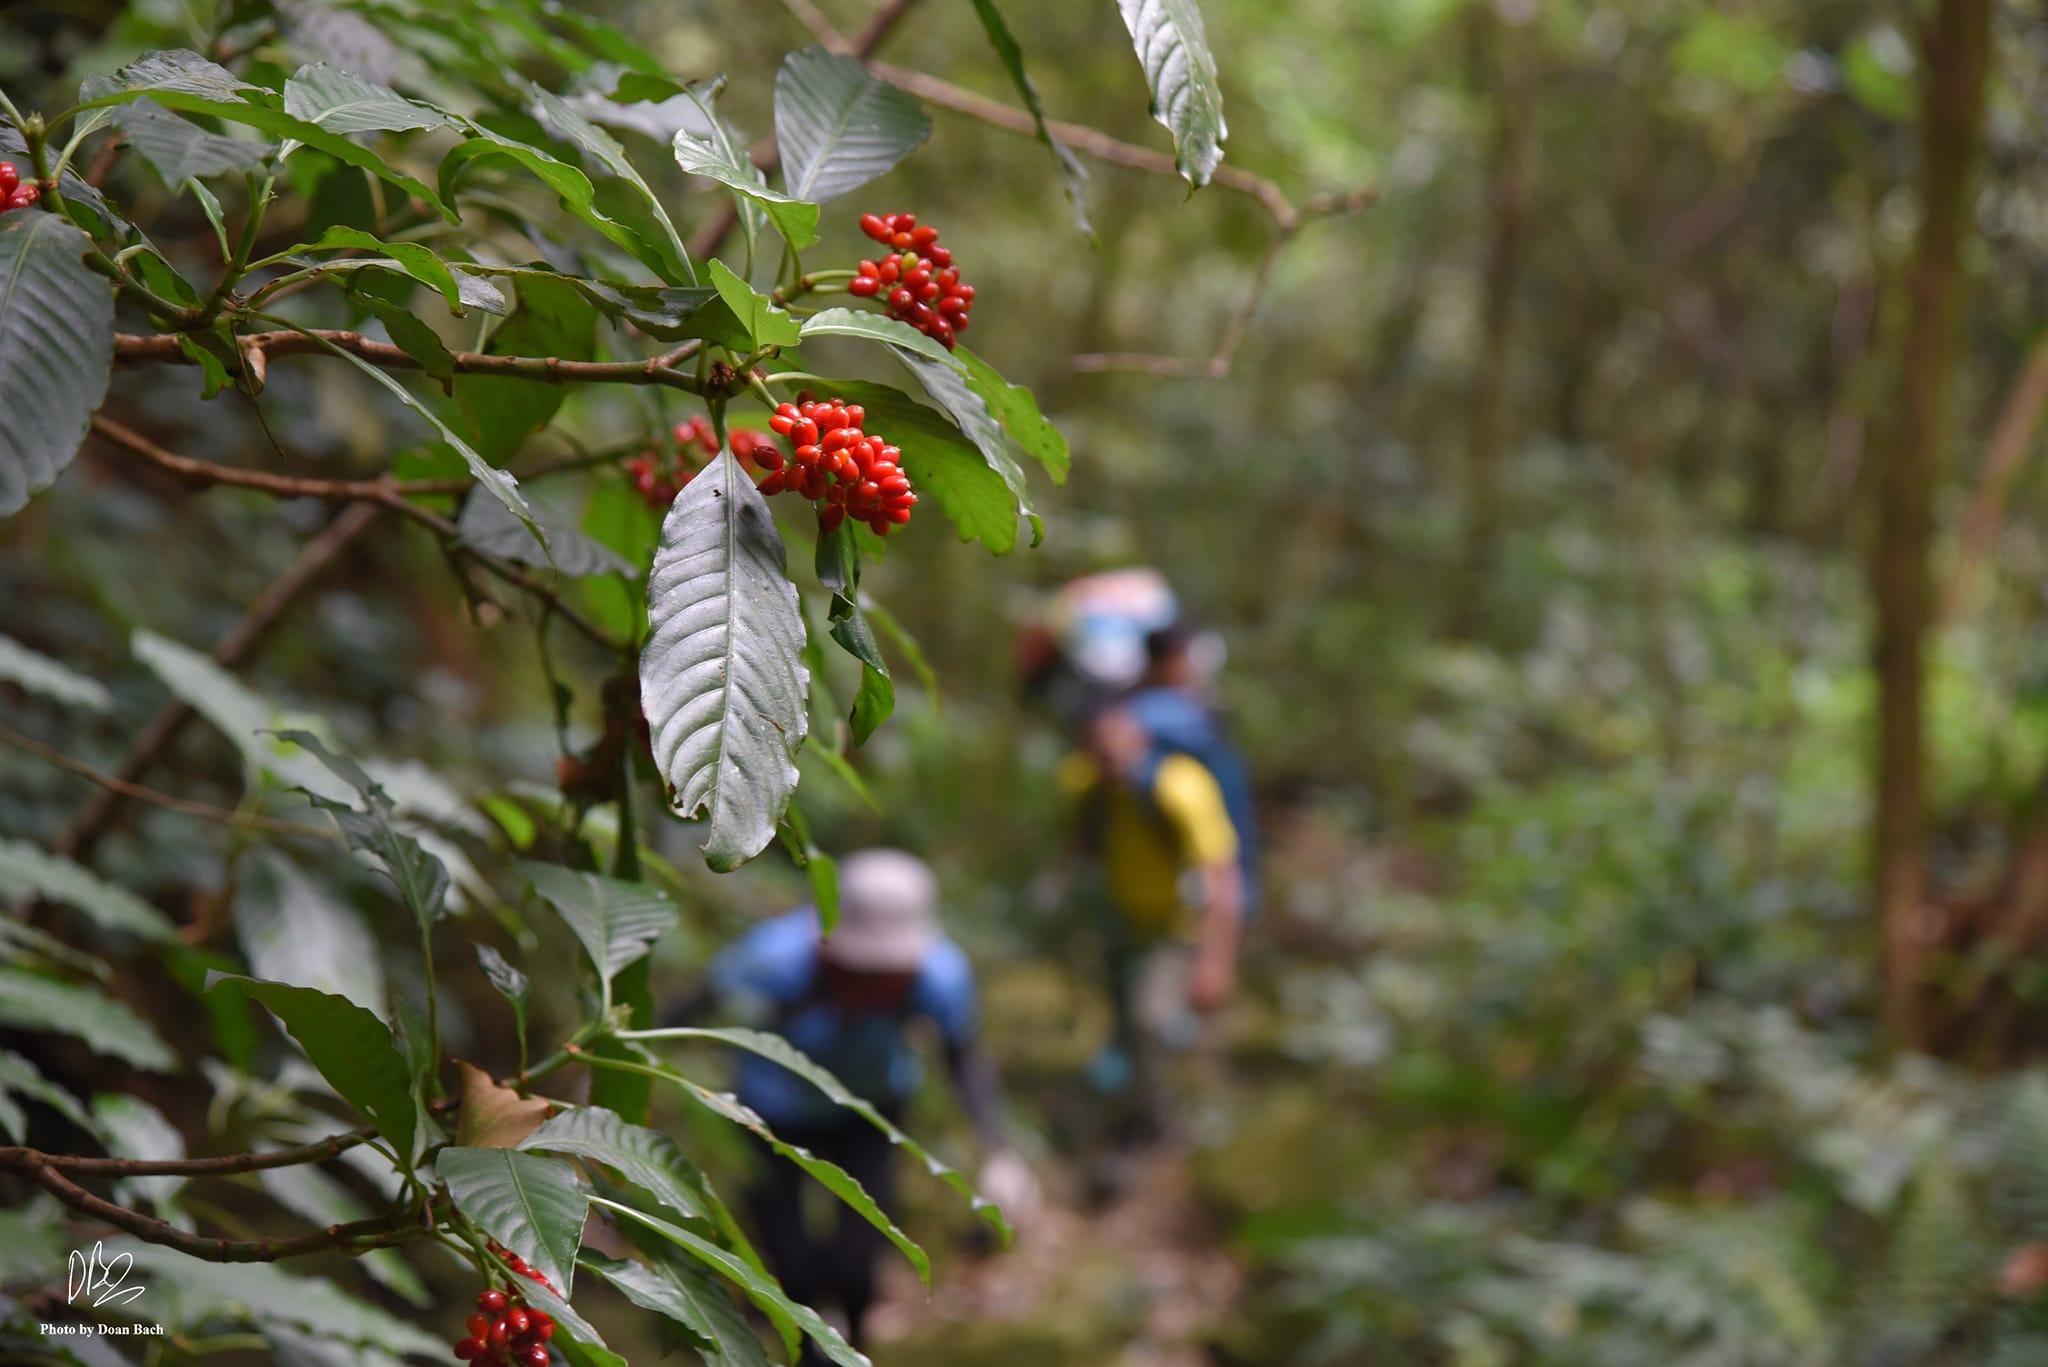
[746,1112,901,1358]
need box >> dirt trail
[866,1148,1243,1364]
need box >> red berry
[929,246,953,268]
[454,1338,484,1360]
[848,276,879,297]
[467,1314,490,1338]
[522,1347,549,1367]
[478,1291,508,1314]
[507,1310,530,1335]
[859,213,889,241]
[911,225,939,248]
[7,184,39,210]
[0,163,16,195]
[488,1319,511,1347]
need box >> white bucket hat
[818,849,940,972]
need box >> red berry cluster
[626,415,787,509]
[759,397,917,535]
[0,164,42,214]
[451,1287,554,1366]
[849,213,973,349]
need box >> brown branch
[52,502,383,862]
[0,1127,373,1178]
[842,58,1377,380]
[1943,334,2048,626]
[114,331,707,394]
[93,418,624,654]
[20,1155,434,1263]
[92,414,471,504]
[0,725,333,841]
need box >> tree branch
[114,331,707,394]
[841,61,1377,379]
[1943,334,2048,626]
[52,502,383,863]
[93,414,470,504]
[0,724,334,841]
[18,1155,435,1263]
[0,1127,372,1178]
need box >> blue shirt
[705,909,978,1130]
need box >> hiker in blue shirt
[669,849,1037,1354]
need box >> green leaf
[890,347,1039,542]
[502,1270,623,1366]
[439,130,687,285]
[437,1146,588,1294]
[850,664,894,747]
[966,0,1092,232]
[593,1199,868,1366]
[814,380,1018,552]
[774,47,930,203]
[640,451,810,870]
[0,910,112,980]
[277,1,402,84]
[800,307,958,369]
[1114,0,1229,187]
[454,273,599,465]
[609,1045,932,1287]
[207,973,416,1160]
[276,731,453,929]
[0,213,115,519]
[458,486,633,577]
[641,1026,1008,1240]
[298,324,538,536]
[284,226,505,315]
[863,599,939,705]
[455,264,719,340]
[0,968,175,1071]
[112,98,271,183]
[707,259,800,351]
[475,944,530,1050]
[529,83,695,284]
[521,864,675,993]
[116,1242,447,1356]
[81,52,457,221]
[0,838,178,942]
[233,850,388,1016]
[102,49,250,100]
[131,629,343,798]
[583,1252,768,1367]
[0,1049,95,1140]
[803,737,878,811]
[519,1105,713,1225]
[671,126,818,251]
[957,346,1069,483]
[0,632,113,711]
[282,63,444,136]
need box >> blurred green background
[11,0,2048,1362]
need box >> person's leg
[820,1113,901,1347]
[1130,941,1198,1144]
[745,1136,825,1313]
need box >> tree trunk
[1874,0,1994,1045]
[1454,0,1537,636]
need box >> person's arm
[943,1036,1010,1150]
[1152,755,1243,1010]
[1189,858,1243,1011]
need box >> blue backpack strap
[1122,688,1261,918]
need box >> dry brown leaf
[453,1059,554,1148]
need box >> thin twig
[0,725,333,841]
[21,1157,434,1263]
[114,332,708,394]
[845,54,1377,379]
[52,503,383,862]
[93,414,471,503]
[0,1128,372,1178]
